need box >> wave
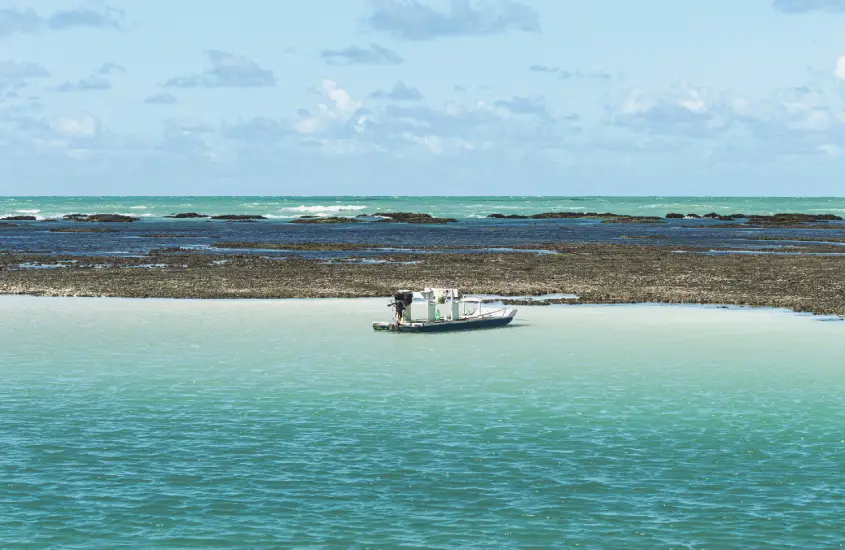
[15,209,40,214]
[281,205,368,213]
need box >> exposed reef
[4,243,845,316]
[487,212,664,223]
[62,214,140,223]
[486,211,844,227]
[290,216,361,224]
[165,213,209,219]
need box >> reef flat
[3,243,845,316]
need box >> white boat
[373,288,518,333]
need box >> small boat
[373,288,517,333]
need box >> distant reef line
[3,211,843,228]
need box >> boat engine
[389,290,413,327]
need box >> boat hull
[373,312,516,333]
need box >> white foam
[129,206,148,210]
[282,205,368,213]
[16,209,40,214]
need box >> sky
[2,0,845,196]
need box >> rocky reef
[488,212,663,223]
[1,216,37,221]
[487,211,844,227]
[4,242,845,316]
[165,213,209,218]
[746,213,842,226]
[488,212,615,219]
[63,214,140,223]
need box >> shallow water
[2,298,844,548]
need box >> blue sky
[2,0,845,195]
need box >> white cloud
[615,84,731,137]
[164,50,276,88]
[50,112,98,138]
[288,79,577,156]
[612,81,845,158]
[835,55,845,81]
[295,80,366,136]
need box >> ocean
[4,196,845,221]
[5,196,845,257]
[2,297,844,548]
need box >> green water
[4,195,845,220]
[2,297,844,548]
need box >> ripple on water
[1,298,844,547]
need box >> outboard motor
[389,290,413,328]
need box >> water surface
[2,298,844,548]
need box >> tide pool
[1,297,844,548]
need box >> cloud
[54,62,124,92]
[51,112,99,138]
[144,92,178,105]
[0,61,50,99]
[296,80,367,137]
[369,81,423,100]
[0,61,50,80]
[289,79,578,157]
[2,110,102,155]
[772,0,845,12]
[529,65,612,81]
[223,117,291,144]
[56,76,110,92]
[611,82,845,156]
[156,118,224,160]
[164,50,276,88]
[321,43,404,65]
[0,60,50,92]
[494,96,557,120]
[613,85,732,138]
[97,62,125,76]
[0,6,121,38]
[367,0,540,40]
[836,55,845,81]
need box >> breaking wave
[282,205,368,213]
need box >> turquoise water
[2,297,845,548]
[4,196,845,220]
